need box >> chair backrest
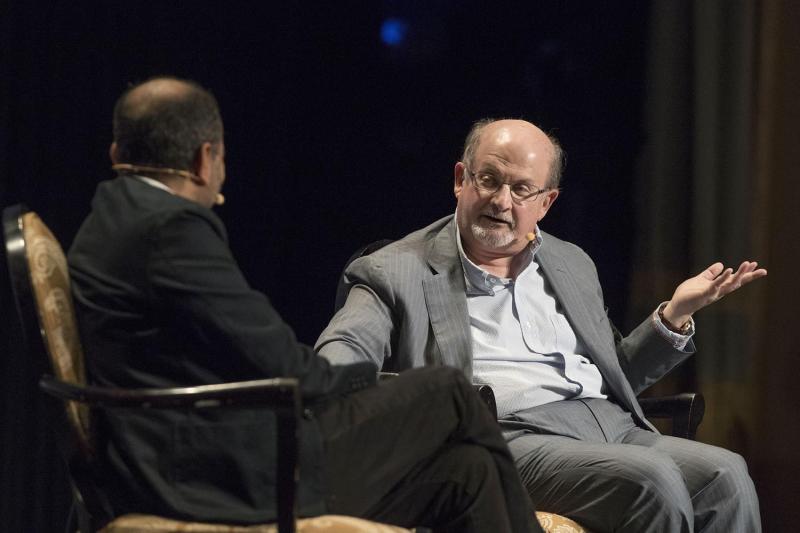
[4,207,92,446]
[3,205,111,530]
[334,239,394,312]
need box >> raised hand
[662,261,768,327]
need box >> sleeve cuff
[652,301,695,350]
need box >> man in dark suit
[317,118,766,532]
[68,77,541,533]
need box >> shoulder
[75,178,229,261]
[113,177,227,241]
[353,215,452,269]
[538,230,602,287]
[539,229,594,264]
[344,215,452,287]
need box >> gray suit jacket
[316,215,694,430]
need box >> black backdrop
[1,2,649,530]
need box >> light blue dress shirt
[455,221,693,417]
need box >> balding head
[461,118,565,189]
[112,76,223,171]
[454,118,562,273]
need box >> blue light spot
[381,18,408,47]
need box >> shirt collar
[454,209,543,296]
[133,175,175,195]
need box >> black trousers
[315,366,541,533]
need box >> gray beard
[470,222,515,248]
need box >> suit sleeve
[615,315,695,396]
[568,245,694,395]
[147,209,373,398]
[315,254,395,368]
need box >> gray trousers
[501,398,760,533]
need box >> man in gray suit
[316,118,766,532]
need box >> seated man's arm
[566,246,695,395]
[316,255,394,369]
[616,260,766,395]
[615,315,695,396]
[149,209,374,398]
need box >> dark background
[16,2,800,532]
[2,1,648,345]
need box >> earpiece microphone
[112,163,196,180]
[112,163,226,207]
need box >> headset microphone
[112,164,226,207]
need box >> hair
[112,76,223,170]
[460,118,566,189]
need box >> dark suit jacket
[68,177,372,524]
[316,215,695,431]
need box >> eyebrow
[477,164,537,185]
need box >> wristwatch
[658,304,692,335]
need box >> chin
[471,224,516,249]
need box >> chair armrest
[39,375,300,410]
[639,393,705,440]
[473,384,497,419]
[39,375,302,533]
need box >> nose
[489,183,514,210]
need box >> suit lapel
[423,219,473,379]
[536,244,608,364]
[537,239,646,424]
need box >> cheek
[514,207,539,228]
[457,192,480,213]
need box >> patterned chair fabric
[102,514,412,532]
[535,511,588,533]
[104,512,586,533]
[22,212,92,450]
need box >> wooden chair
[2,204,409,533]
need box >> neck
[116,166,209,207]
[463,242,530,279]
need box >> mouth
[480,214,513,228]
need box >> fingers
[718,261,767,295]
[737,261,768,286]
[702,262,725,280]
[710,266,733,286]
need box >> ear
[537,189,560,220]
[454,162,467,198]
[109,142,119,164]
[191,142,215,186]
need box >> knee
[704,448,757,499]
[430,365,471,385]
[611,453,694,519]
[433,444,497,495]
[411,366,473,396]
[518,450,694,531]
[410,365,469,385]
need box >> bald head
[112,76,223,171]
[461,119,564,189]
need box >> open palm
[663,261,768,324]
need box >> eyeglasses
[465,167,551,204]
